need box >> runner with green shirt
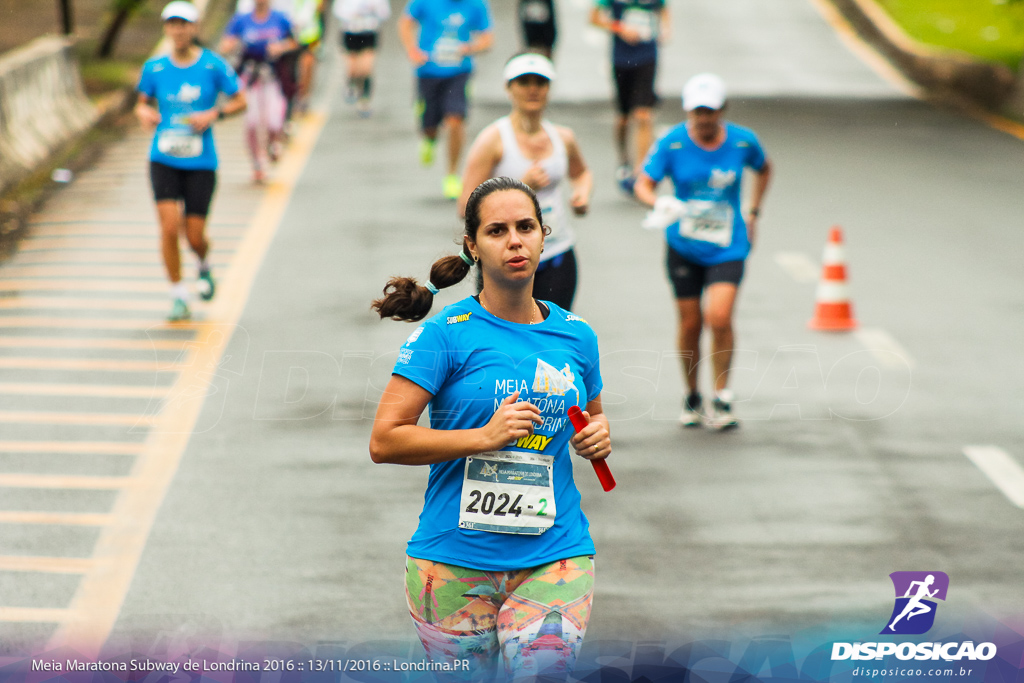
[590,0,668,195]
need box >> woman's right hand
[135,103,161,131]
[521,164,550,191]
[480,391,542,450]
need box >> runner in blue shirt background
[370,177,611,679]
[398,0,494,200]
[136,1,246,321]
[634,73,773,430]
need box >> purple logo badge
[880,571,949,635]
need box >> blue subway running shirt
[393,296,602,570]
[404,0,492,78]
[225,10,294,61]
[137,50,240,171]
[643,121,767,265]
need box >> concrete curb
[0,36,99,198]
[824,0,1016,110]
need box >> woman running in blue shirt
[370,177,611,680]
[634,73,772,430]
[136,1,246,321]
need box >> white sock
[170,282,189,302]
[198,257,210,274]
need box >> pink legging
[244,72,286,170]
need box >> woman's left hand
[746,214,758,250]
[571,188,589,216]
[570,411,611,461]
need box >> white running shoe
[706,390,739,431]
[678,392,703,428]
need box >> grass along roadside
[876,0,1024,68]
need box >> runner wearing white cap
[634,73,773,429]
[136,1,246,321]
[457,53,593,310]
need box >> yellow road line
[0,358,184,372]
[0,556,95,573]
[0,281,169,293]
[0,383,170,398]
[1,265,180,277]
[0,441,144,455]
[9,252,232,265]
[49,112,330,656]
[0,512,114,526]
[0,473,135,490]
[0,315,196,329]
[0,298,167,312]
[0,411,155,427]
[0,338,189,351]
[29,227,247,238]
[20,237,242,249]
[0,608,73,623]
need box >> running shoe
[443,174,462,201]
[167,298,191,322]
[678,392,703,428]
[706,390,739,431]
[419,138,436,167]
[357,98,372,118]
[197,268,216,301]
[615,164,636,196]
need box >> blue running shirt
[137,50,240,171]
[404,0,492,78]
[225,10,294,62]
[393,297,602,570]
[643,122,767,265]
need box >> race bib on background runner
[621,7,658,42]
[459,451,555,535]
[521,0,551,23]
[432,37,465,67]
[679,200,733,247]
[157,129,203,158]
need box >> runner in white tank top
[458,53,593,310]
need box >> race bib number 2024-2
[459,451,555,535]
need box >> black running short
[417,72,471,131]
[665,248,744,299]
[149,161,217,217]
[520,0,556,49]
[613,60,658,115]
[533,249,577,311]
[343,31,377,52]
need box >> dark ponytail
[371,177,543,322]
[371,248,474,322]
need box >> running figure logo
[532,359,581,403]
[881,571,949,635]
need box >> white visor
[503,54,556,83]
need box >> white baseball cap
[503,54,556,83]
[161,1,199,22]
[682,73,727,111]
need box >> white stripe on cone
[815,281,850,303]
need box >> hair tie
[459,251,475,266]
[425,281,439,295]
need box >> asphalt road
[1,0,1023,667]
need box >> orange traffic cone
[808,226,857,331]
